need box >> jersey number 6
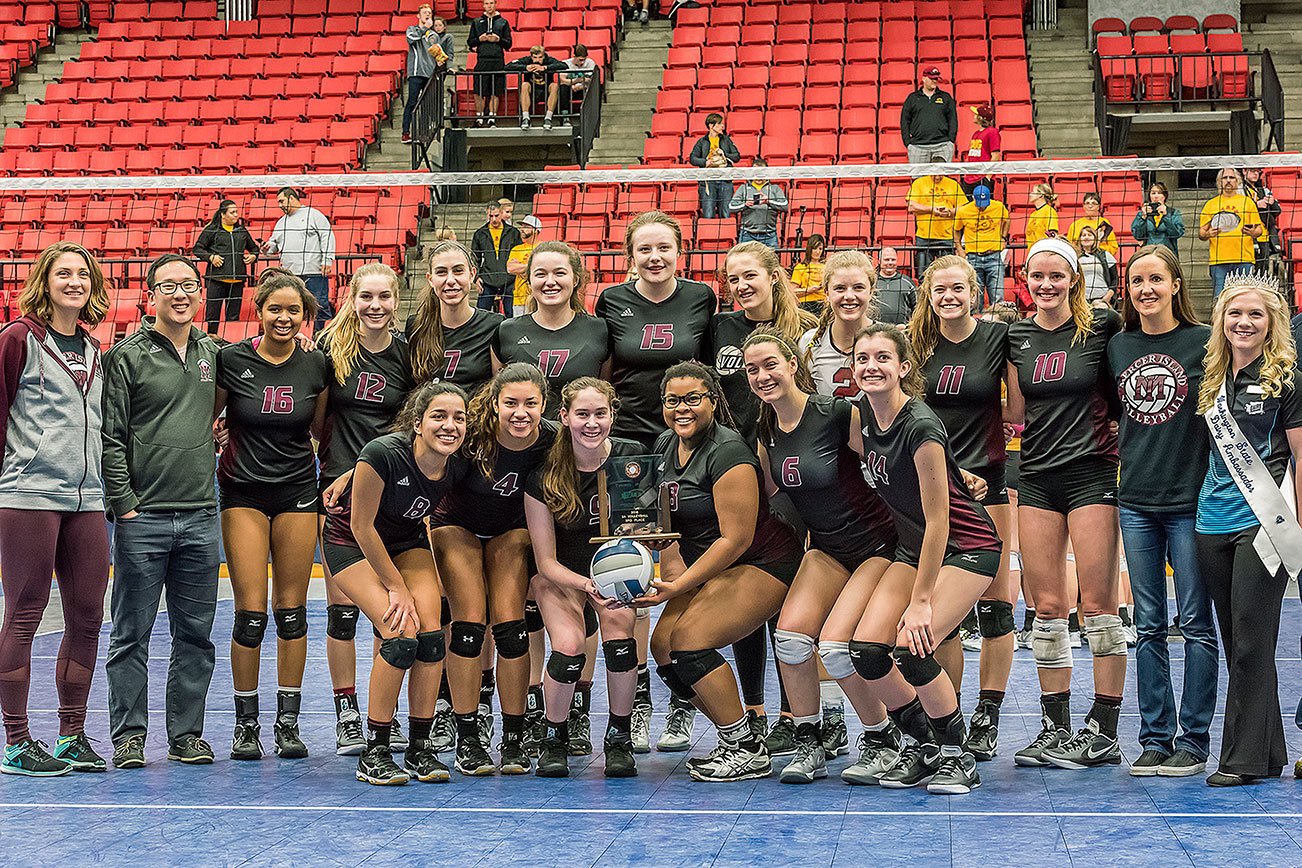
[781,456,802,487]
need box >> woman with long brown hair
[406,240,503,394]
[800,250,877,400]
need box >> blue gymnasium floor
[7,603,1302,867]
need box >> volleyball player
[523,378,640,778]
[630,361,803,782]
[848,324,1001,795]
[407,240,504,393]
[595,211,716,752]
[1195,273,1302,786]
[1107,245,1216,777]
[741,330,902,785]
[323,383,469,785]
[800,250,877,399]
[909,256,1015,761]
[0,243,110,776]
[1005,238,1126,770]
[215,268,329,760]
[316,264,414,756]
[430,363,556,775]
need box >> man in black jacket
[468,0,512,126]
[900,65,957,164]
[471,202,523,316]
[505,46,567,130]
[689,113,741,219]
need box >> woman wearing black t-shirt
[406,240,504,394]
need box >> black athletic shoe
[431,700,455,753]
[455,734,496,776]
[1129,748,1170,777]
[357,744,410,786]
[53,732,106,772]
[604,737,638,778]
[335,706,365,757]
[964,700,1000,761]
[499,738,532,775]
[113,734,147,769]
[1,739,70,777]
[273,720,309,759]
[567,709,592,756]
[764,716,797,757]
[404,739,451,783]
[230,720,263,761]
[167,735,214,765]
[523,708,545,758]
[535,736,570,778]
[747,710,768,744]
[878,742,940,788]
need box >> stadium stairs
[1242,0,1302,143]
[585,20,672,165]
[1026,1,1101,159]
[0,32,94,133]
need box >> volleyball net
[0,153,1297,345]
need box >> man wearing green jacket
[102,254,222,769]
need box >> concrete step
[1031,79,1095,98]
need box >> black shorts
[747,553,803,588]
[1018,456,1118,515]
[220,478,319,518]
[474,61,506,97]
[323,539,427,575]
[811,532,896,573]
[1006,449,1020,491]
[893,548,1002,579]
[971,464,1010,507]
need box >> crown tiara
[1222,269,1284,297]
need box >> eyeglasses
[661,392,714,409]
[154,280,202,295]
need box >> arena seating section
[0,3,58,90]
[1094,15,1252,104]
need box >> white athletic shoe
[689,739,771,782]
[656,702,695,752]
[630,704,652,754]
[841,728,903,786]
[779,729,827,784]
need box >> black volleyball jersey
[710,311,769,449]
[524,437,644,575]
[431,421,559,537]
[407,309,504,395]
[595,279,716,444]
[858,397,1000,562]
[655,423,800,568]
[216,339,329,486]
[319,334,414,481]
[492,313,610,418]
[765,395,895,560]
[922,319,1009,476]
[324,432,469,550]
[1007,307,1121,475]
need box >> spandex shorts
[1006,449,1020,490]
[894,548,1002,579]
[746,554,803,588]
[474,60,506,97]
[323,539,427,575]
[1017,456,1118,515]
[812,532,897,573]
[972,463,1010,507]
[220,478,319,518]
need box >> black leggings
[205,278,245,327]
[732,616,790,712]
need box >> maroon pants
[0,509,109,744]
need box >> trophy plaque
[591,454,680,544]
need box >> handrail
[1093,49,1262,112]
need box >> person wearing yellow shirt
[1199,167,1264,299]
[505,214,541,316]
[1025,183,1060,248]
[1066,192,1119,257]
[789,233,826,311]
[907,156,966,275]
[954,184,1010,308]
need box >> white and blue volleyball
[590,538,654,603]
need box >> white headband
[1026,237,1079,274]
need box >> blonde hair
[409,240,476,382]
[1031,182,1058,207]
[624,211,683,262]
[853,323,924,398]
[805,250,878,357]
[908,255,978,366]
[540,377,618,524]
[722,242,817,342]
[1027,248,1093,346]
[465,362,548,479]
[20,242,110,327]
[319,263,400,385]
[1197,274,1295,414]
[742,327,818,446]
[526,241,588,316]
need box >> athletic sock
[572,682,592,715]
[977,689,1005,707]
[719,716,759,749]
[544,717,569,745]
[526,684,544,716]
[888,696,933,746]
[480,669,496,706]
[819,680,845,713]
[863,716,891,732]
[1043,691,1072,731]
[276,687,301,726]
[928,709,966,748]
[333,688,358,716]
[1023,608,1036,631]
[502,713,525,743]
[366,718,391,748]
[1068,609,1081,633]
[409,716,433,743]
[234,690,258,721]
[794,713,820,728]
[606,712,631,741]
[455,713,479,745]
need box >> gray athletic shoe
[630,703,652,754]
[656,701,695,752]
[476,703,493,750]
[927,749,980,795]
[820,706,849,757]
[689,739,771,782]
[336,706,365,756]
[779,726,828,784]
[841,727,903,786]
[1014,715,1068,767]
[389,716,408,753]
[430,699,455,753]
[1042,719,1121,770]
[685,740,729,772]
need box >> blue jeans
[106,508,220,746]
[966,250,1005,308]
[739,229,779,249]
[698,181,731,219]
[302,273,333,333]
[1119,507,1218,759]
[1210,262,1252,301]
[403,75,429,135]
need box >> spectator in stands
[1199,167,1264,299]
[506,214,541,317]
[626,0,650,25]
[900,65,957,164]
[1076,227,1117,307]
[468,0,512,127]
[559,45,596,114]
[1067,192,1119,257]
[263,187,336,333]
[874,246,918,325]
[191,199,258,334]
[505,46,567,131]
[790,233,826,312]
[1025,182,1060,248]
[1241,166,1281,272]
[1130,181,1185,256]
[728,157,787,249]
[960,103,1001,197]
[497,197,515,224]
[403,5,445,144]
[908,155,966,275]
[471,201,523,316]
[689,113,741,219]
[954,184,1010,309]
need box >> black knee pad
[524,599,543,633]
[657,662,696,700]
[416,629,446,663]
[326,604,359,641]
[671,648,727,686]
[893,647,943,687]
[583,603,599,638]
[976,599,1015,639]
[491,619,530,659]
[379,635,418,670]
[848,640,895,681]
[449,620,486,658]
[546,650,585,684]
[232,610,268,649]
[273,606,308,641]
[602,638,637,673]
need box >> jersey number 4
[537,349,570,377]
[1031,351,1067,384]
[261,386,294,414]
[493,472,519,497]
[935,365,966,395]
[355,372,387,403]
[640,324,674,351]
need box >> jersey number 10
[1031,351,1068,384]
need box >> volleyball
[590,538,655,603]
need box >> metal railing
[1094,50,1263,111]
[444,68,592,129]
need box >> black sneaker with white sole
[273,720,309,759]
[535,736,570,778]
[230,719,263,761]
[168,735,214,765]
[878,742,940,788]
[455,734,497,776]
[1,739,70,776]
[52,732,106,772]
[1042,718,1122,770]
[764,716,797,757]
[404,739,451,782]
[820,707,849,757]
[1129,748,1170,777]
[113,734,147,769]
[357,745,410,786]
[688,739,771,782]
[927,750,981,795]
[964,700,1000,761]
[499,737,532,775]
[1156,749,1206,777]
[604,737,638,778]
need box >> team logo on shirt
[715,345,743,374]
[1246,401,1265,415]
[517,336,530,344]
[197,359,213,382]
[240,369,255,379]
[1117,353,1188,425]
